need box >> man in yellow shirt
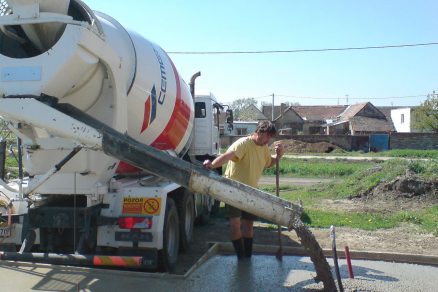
[203,120,284,260]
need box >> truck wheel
[211,199,221,214]
[197,199,212,225]
[159,198,180,272]
[177,192,194,252]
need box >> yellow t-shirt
[224,136,272,187]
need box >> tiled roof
[339,103,368,120]
[291,105,347,120]
[339,102,386,121]
[350,116,395,132]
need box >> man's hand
[275,143,284,159]
[203,159,213,169]
[203,151,236,170]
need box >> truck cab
[191,93,222,159]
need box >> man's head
[253,120,276,146]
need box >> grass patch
[263,158,374,178]
[278,159,434,202]
[377,149,438,159]
[284,149,438,159]
[301,209,396,230]
[260,158,438,235]
[396,206,438,236]
[301,207,438,235]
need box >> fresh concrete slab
[1,244,437,291]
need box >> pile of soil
[356,171,438,206]
[273,139,341,153]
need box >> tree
[413,91,438,133]
[230,98,257,120]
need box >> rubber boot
[231,238,245,260]
[243,237,253,258]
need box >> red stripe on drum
[140,95,151,133]
[151,57,191,150]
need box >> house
[385,107,420,133]
[391,108,412,133]
[326,102,395,135]
[291,105,347,134]
[238,101,396,136]
[228,121,258,136]
[273,107,304,135]
[238,104,268,121]
[219,104,265,137]
[261,103,289,121]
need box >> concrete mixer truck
[0,1,336,289]
[0,0,233,271]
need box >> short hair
[255,120,276,136]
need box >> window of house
[195,102,206,118]
[236,128,247,135]
[401,114,405,124]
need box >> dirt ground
[174,171,438,275]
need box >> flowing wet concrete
[1,253,437,291]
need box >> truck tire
[177,192,194,252]
[197,199,212,225]
[159,198,180,272]
[211,199,221,214]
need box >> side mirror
[226,109,233,124]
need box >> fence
[221,133,438,152]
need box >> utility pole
[345,94,349,105]
[271,93,275,122]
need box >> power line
[252,95,272,100]
[274,94,428,100]
[168,42,438,55]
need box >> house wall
[391,108,411,132]
[327,123,349,135]
[303,121,324,134]
[275,110,304,134]
[275,122,303,135]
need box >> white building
[391,108,412,132]
[220,121,257,136]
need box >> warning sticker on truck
[143,198,161,215]
[122,197,161,216]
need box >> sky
[83,0,438,107]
